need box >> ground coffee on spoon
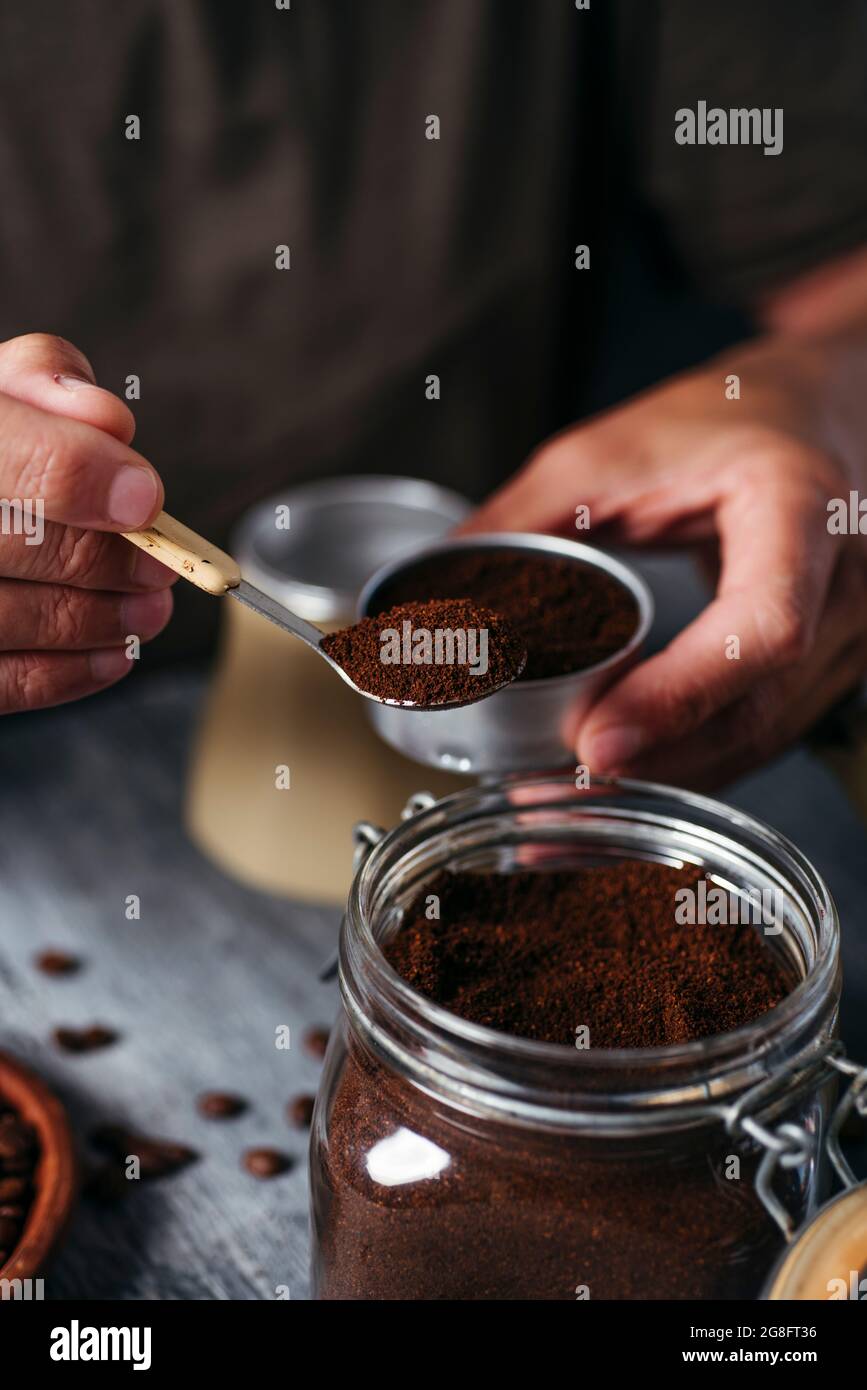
[322,598,525,705]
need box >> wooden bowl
[0,1052,77,1282]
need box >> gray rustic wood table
[2,655,866,1300]
[0,670,339,1301]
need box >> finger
[0,647,134,715]
[0,581,173,651]
[578,470,838,771]
[455,419,716,540]
[0,391,162,529]
[456,428,614,536]
[0,520,177,590]
[0,334,136,443]
[600,625,867,792]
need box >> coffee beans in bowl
[0,1051,76,1283]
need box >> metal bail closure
[763,1052,867,1300]
[322,794,441,983]
[764,1184,867,1300]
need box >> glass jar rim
[340,775,840,1130]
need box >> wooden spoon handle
[123,511,241,595]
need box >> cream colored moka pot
[185,476,470,905]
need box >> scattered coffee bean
[90,1125,198,1180]
[243,1148,292,1179]
[34,949,81,976]
[303,1026,330,1060]
[288,1094,316,1129]
[53,1025,118,1053]
[197,1091,246,1120]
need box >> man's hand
[461,335,867,789]
[0,334,174,713]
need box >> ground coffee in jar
[314,850,813,1301]
[384,862,791,1047]
[373,548,639,679]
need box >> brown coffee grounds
[0,1103,38,1268]
[315,863,800,1301]
[316,1040,794,1300]
[384,863,790,1047]
[322,598,525,705]
[374,547,639,680]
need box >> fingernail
[588,726,647,771]
[107,466,160,527]
[89,648,133,683]
[131,548,174,588]
[122,589,173,639]
[54,372,95,391]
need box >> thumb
[0,333,136,444]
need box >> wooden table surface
[1,662,866,1301]
[0,671,339,1301]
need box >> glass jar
[310,776,843,1300]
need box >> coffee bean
[0,1215,22,1247]
[34,949,81,976]
[243,1148,292,1179]
[197,1092,246,1120]
[0,1095,35,1268]
[0,1115,36,1160]
[288,1094,316,1128]
[0,1178,29,1202]
[303,1026,330,1060]
[53,1025,117,1053]
[0,1156,32,1176]
[134,1139,197,1180]
[90,1125,197,1180]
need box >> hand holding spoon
[123,512,526,709]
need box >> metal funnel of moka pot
[357,533,654,775]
